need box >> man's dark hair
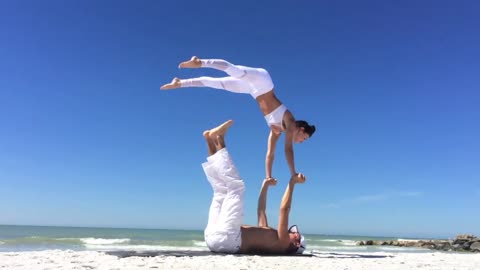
[295,120,316,137]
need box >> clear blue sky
[1,0,479,238]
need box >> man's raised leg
[202,120,234,236]
[204,119,233,149]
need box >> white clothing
[179,59,274,99]
[202,148,245,253]
[264,104,287,129]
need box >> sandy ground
[1,250,479,270]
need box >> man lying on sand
[201,120,306,254]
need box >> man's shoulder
[241,225,276,231]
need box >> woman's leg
[177,56,275,97]
[179,56,264,79]
[161,76,254,95]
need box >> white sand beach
[1,250,479,270]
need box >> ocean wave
[376,246,427,252]
[397,238,427,242]
[320,239,341,242]
[310,239,357,246]
[339,240,357,246]
[80,238,130,245]
[192,240,206,247]
[1,237,82,245]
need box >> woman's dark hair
[295,120,316,137]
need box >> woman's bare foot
[179,56,202,68]
[205,120,234,140]
[160,77,181,90]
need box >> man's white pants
[202,148,245,253]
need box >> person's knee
[227,179,245,193]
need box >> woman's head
[294,120,316,143]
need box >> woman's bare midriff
[255,89,282,116]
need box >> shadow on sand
[312,252,394,259]
[105,250,314,258]
[106,250,393,259]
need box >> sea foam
[80,238,130,245]
[193,240,207,247]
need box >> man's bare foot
[205,120,234,140]
[160,77,181,90]
[203,130,217,155]
[179,56,202,68]
[203,130,212,140]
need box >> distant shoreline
[0,224,455,240]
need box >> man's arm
[257,178,277,227]
[277,174,306,242]
[266,130,280,179]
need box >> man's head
[293,120,316,143]
[286,225,307,254]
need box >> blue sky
[1,0,479,238]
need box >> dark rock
[461,241,471,250]
[470,242,480,252]
[456,234,475,240]
[405,241,417,247]
[420,242,435,249]
[437,242,452,251]
[453,239,469,245]
[435,242,451,251]
[359,235,479,252]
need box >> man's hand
[263,177,278,186]
[290,173,306,184]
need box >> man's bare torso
[239,225,287,254]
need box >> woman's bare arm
[266,130,280,179]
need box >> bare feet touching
[160,77,181,90]
[203,120,234,142]
[179,56,202,69]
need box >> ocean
[0,225,431,253]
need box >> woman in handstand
[161,56,315,181]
